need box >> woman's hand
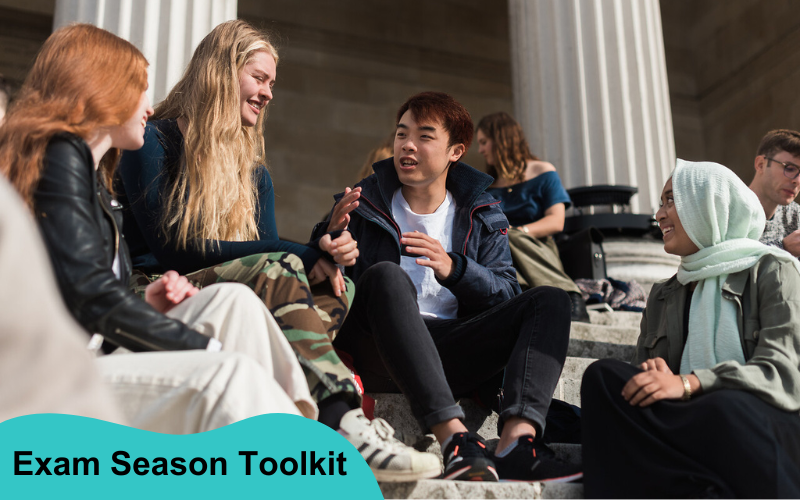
[327,187,362,232]
[320,231,358,267]
[623,357,701,407]
[622,370,686,407]
[639,357,672,374]
[308,257,346,297]
[145,270,199,313]
[401,231,454,280]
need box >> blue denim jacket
[313,158,521,317]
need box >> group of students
[2,19,800,498]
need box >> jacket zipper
[99,194,162,351]
[462,201,501,254]
[359,193,403,243]
[97,191,120,261]
[113,327,165,351]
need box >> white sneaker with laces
[338,408,441,482]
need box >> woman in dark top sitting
[476,112,588,321]
[115,20,434,479]
[116,20,361,415]
[0,23,314,430]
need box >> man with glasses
[749,129,800,256]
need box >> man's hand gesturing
[401,231,454,280]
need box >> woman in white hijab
[580,160,800,498]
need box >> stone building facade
[1,0,798,241]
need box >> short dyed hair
[756,129,800,158]
[396,92,473,151]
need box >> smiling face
[476,129,495,166]
[239,50,276,127]
[110,90,153,150]
[393,110,465,191]
[656,177,700,257]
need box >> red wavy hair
[0,23,148,207]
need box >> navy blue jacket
[313,158,520,317]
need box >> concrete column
[54,0,237,105]
[508,0,675,214]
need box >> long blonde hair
[0,24,147,207]
[153,20,278,249]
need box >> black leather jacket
[33,133,211,352]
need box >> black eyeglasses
[765,156,800,180]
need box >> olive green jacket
[634,254,800,411]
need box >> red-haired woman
[0,23,314,432]
[476,112,588,322]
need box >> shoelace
[451,433,487,458]
[516,436,558,461]
[362,417,408,453]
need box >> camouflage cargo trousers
[131,252,360,407]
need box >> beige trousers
[0,177,122,424]
[0,175,311,434]
[99,283,317,434]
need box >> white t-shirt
[391,188,459,319]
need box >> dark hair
[476,111,539,182]
[756,129,800,158]
[396,92,473,151]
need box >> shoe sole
[442,463,499,482]
[373,466,442,483]
[539,471,583,484]
[500,471,584,484]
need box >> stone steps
[570,320,639,345]
[586,310,642,328]
[372,311,642,498]
[381,479,584,499]
[567,338,634,361]
[553,356,596,407]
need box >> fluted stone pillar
[508,0,675,214]
[54,0,237,105]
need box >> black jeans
[334,262,571,434]
[581,359,800,499]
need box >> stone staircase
[373,310,642,499]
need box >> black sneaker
[441,432,499,481]
[493,436,582,483]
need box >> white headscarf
[673,159,800,373]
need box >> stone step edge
[567,338,635,362]
[586,309,642,328]
[379,478,584,499]
[569,322,640,346]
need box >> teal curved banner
[0,413,381,499]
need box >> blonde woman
[0,23,314,432]
[116,20,437,480]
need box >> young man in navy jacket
[315,92,579,482]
